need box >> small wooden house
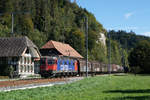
[40,40,83,59]
[0,36,40,76]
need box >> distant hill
[107,30,150,51]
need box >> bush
[130,66,142,75]
[128,40,150,73]
[4,65,14,78]
[0,76,9,79]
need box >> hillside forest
[0,0,150,71]
[0,0,108,62]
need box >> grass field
[0,74,150,100]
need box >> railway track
[0,78,67,88]
[0,76,84,92]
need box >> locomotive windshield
[47,59,55,65]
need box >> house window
[26,57,28,64]
[24,65,27,72]
[28,66,30,72]
[24,57,26,64]
[8,58,11,65]
[21,57,24,64]
[20,57,23,64]
[26,65,28,72]
[20,65,23,72]
[26,48,30,54]
[20,57,22,64]
[13,65,17,71]
[29,57,31,64]
[25,57,27,64]
[12,57,18,65]
[31,66,33,72]
[31,58,33,64]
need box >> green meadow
[0,74,150,100]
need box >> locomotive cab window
[40,58,46,65]
[48,59,55,65]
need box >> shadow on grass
[111,95,150,100]
[137,74,150,76]
[113,74,127,76]
[104,89,150,93]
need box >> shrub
[4,65,14,78]
[128,40,150,73]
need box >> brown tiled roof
[0,36,40,57]
[42,40,83,58]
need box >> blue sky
[76,0,150,37]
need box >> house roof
[42,40,83,58]
[0,36,40,57]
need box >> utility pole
[11,13,14,34]
[0,12,30,35]
[108,33,111,74]
[85,16,88,77]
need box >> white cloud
[141,32,150,37]
[125,26,138,30]
[124,12,134,19]
[108,26,138,30]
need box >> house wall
[18,54,34,75]
[0,55,35,76]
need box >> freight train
[39,56,123,78]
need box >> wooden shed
[0,36,40,76]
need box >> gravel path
[0,77,84,92]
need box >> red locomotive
[40,56,78,77]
